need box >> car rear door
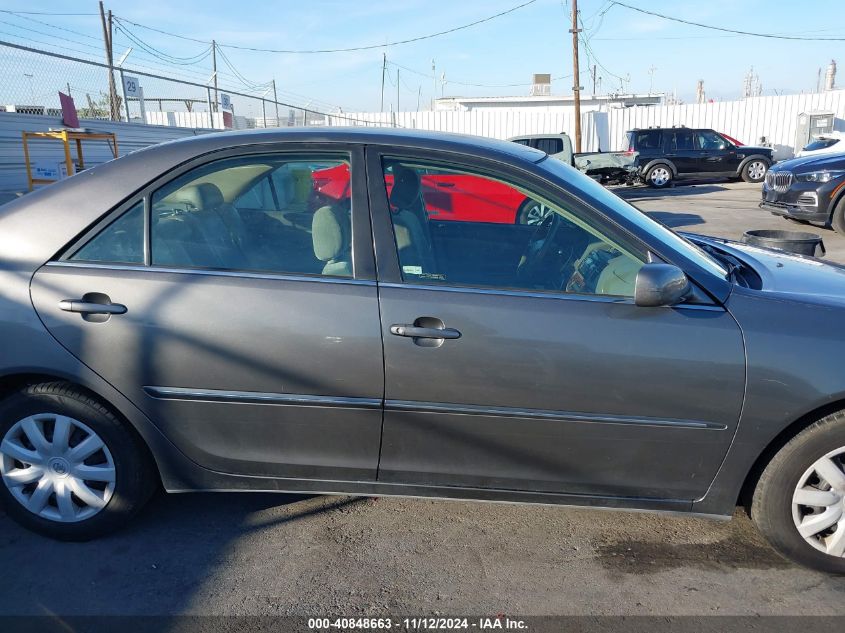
[368,147,745,503]
[30,146,385,482]
[665,130,698,175]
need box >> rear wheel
[742,159,769,183]
[0,382,156,541]
[752,410,845,573]
[645,165,673,188]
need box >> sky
[0,0,843,114]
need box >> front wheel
[742,159,769,183]
[0,382,156,541]
[645,165,673,188]
[752,409,845,573]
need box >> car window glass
[149,155,353,278]
[696,131,726,150]
[671,131,694,151]
[381,158,644,297]
[533,138,564,155]
[805,138,839,151]
[634,130,662,150]
[70,201,144,264]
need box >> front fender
[736,154,771,175]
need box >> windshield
[536,158,729,279]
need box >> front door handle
[390,324,461,339]
[59,295,126,324]
[390,317,461,348]
[59,299,127,315]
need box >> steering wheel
[518,211,562,279]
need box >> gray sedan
[2,128,845,573]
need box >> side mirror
[634,263,690,307]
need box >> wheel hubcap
[0,414,116,522]
[749,162,766,180]
[524,202,551,225]
[792,447,845,557]
[651,168,669,185]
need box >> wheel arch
[738,397,845,509]
[0,371,162,488]
[736,154,771,176]
[641,159,677,177]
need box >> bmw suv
[761,154,845,234]
[625,127,773,188]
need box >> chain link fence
[0,40,382,130]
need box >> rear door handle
[59,300,127,315]
[390,324,461,339]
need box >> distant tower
[825,60,837,91]
[696,80,705,104]
[742,67,762,98]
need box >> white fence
[336,90,845,158]
[0,112,211,193]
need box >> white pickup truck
[508,133,638,185]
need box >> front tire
[0,382,156,541]
[830,197,845,235]
[742,159,769,183]
[645,164,673,189]
[752,409,845,573]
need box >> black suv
[625,127,773,188]
[761,154,845,234]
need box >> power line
[0,10,96,16]
[610,1,845,41]
[0,9,102,41]
[114,0,539,53]
[114,20,213,64]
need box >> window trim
[56,144,375,281]
[365,147,651,296]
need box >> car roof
[157,126,548,164]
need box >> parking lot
[2,179,845,618]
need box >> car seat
[311,205,352,277]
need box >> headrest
[175,182,224,210]
[389,165,421,210]
[312,205,350,262]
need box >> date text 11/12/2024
[307,617,528,630]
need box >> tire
[645,164,673,189]
[831,197,845,235]
[741,159,769,183]
[0,382,156,541]
[752,409,845,573]
[517,199,553,225]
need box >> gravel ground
[2,179,845,618]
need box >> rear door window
[670,131,694,151]
[532,138,564,155]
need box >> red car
[312,163,546,225]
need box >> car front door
[696,130,732,175]
[30,147,385,482]
[369,149,745,502]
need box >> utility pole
[272,78,279,126]
[381,53,386,112]
[212,40,218,112]
[648,66,657,95]
[570,0,582,153]
[431,59,436,110]
[98,1,118,121]
[590,64,597,94]
[397,68,400,113]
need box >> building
[434,93,663,113]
